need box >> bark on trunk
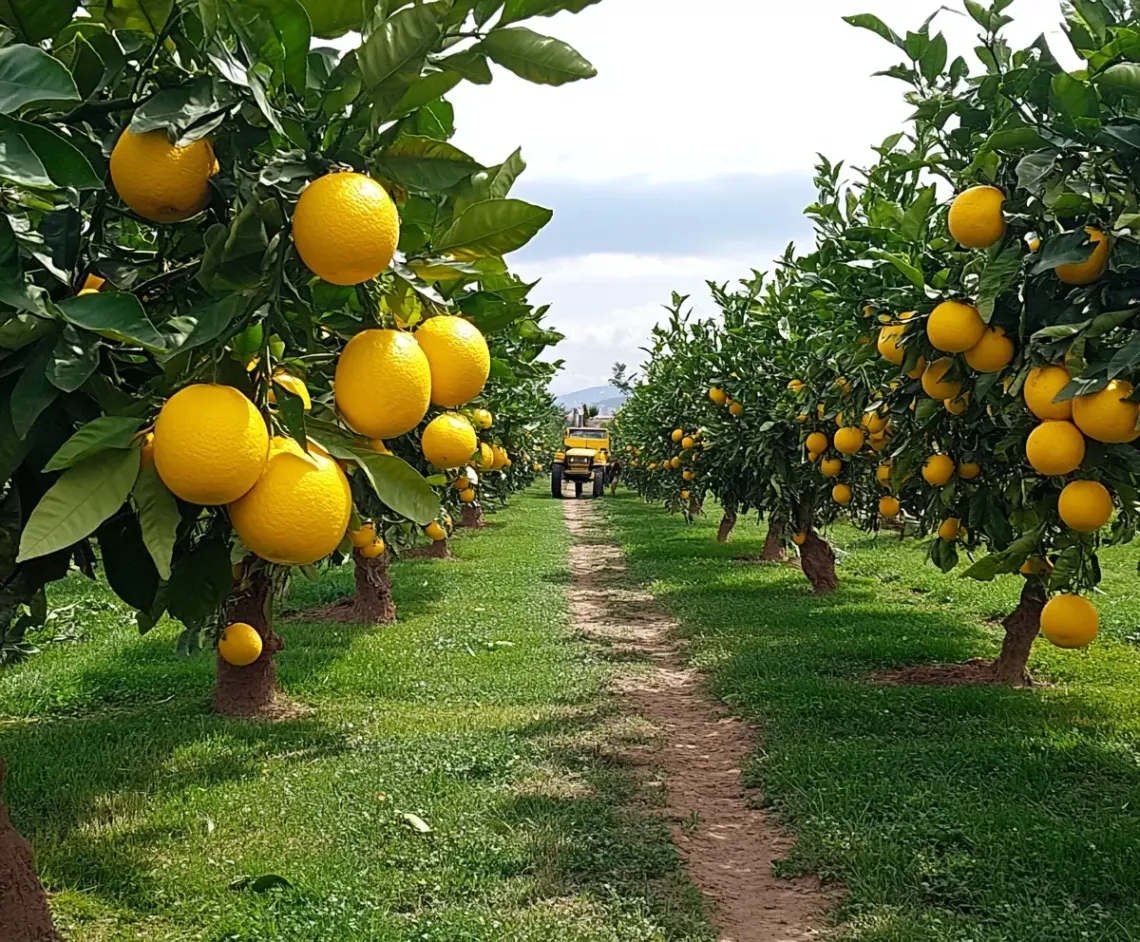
[458,505,485,529]
[406,539,454,560]
[351,550,397,624]
[761,518,786,561]
[213,569,284,717]
[0,758,59,942]
[993,578,1045,684]
[799,530,837,594]
[716,508,737,543]
[688,497,702,515]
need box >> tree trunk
[213,568,284,717]
[351,550,397,624]
[688,496,702,515]
[407,539,454,560]
[717,507,737,543]
[993,578,1045,684]
[0,758,59,942]
[458,505,484,529]
[799,530,837,594]
[761,518,786,561]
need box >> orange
[1025,420,1085,476]
[948,186,1006,249]
[1055,228,1109,285]
[922,454,955,487]
[964,327,1014,373]
[1058,480,1113,532]
[1072,380,1140,443]
[921,359,962,400]
[1040,594,1099,648]
[1023,365,1072,420]
[927,301,985,353]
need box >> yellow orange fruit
[948,185,1006,249]
[1072,380,1140,443]
[1055,228,1110,285]
[1058,480,1113,532]
[293,172,399,285]
[906,355,927,380]
[834,426,865,455]
[944,394,969,415]
[472,408,493,429]
[459,487,477,503]
[1026,420,1086,476]
[269,371,312,410]
[229,437,353,566]
[709,387,727,405]
[921,358,962,400]
[680,490,691,500]
[820,458,843,478]
[876,463,892,487]
[359,539,387,559]
[218,622,262,667]
[879,496,900,517]
[682,436,695,449]
[349,523,377,548]
[1020,557,1052,576]
[877,324,906,365]
[154,384,269,505]
[964,327,1014,373]
[729,401,744,416]
[927,300,985,353]
[806,432,829,454]
[1040,594,1099,648]
[425,522,447,542]
[788,379,805,392]
[110,128,216,223]
[1024,365,1072,420]
[832,483,852,505]
[958,462,981,480]
[422,413,478,468]
[922,454,955,487]
[335,329,431,438]
[938,518,961,541]
[672,429,683,442]
[793,531,807,545]
[415,316,491,408]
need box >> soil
[0,758,60,942]
[873,658,1038,687]
[213,569,287,718]
[563,500,831,941]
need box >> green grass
[602,493,1140,942]
[0,491,710,942]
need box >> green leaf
[976,243,1023,321]
[867,249,925,289]
[0,130,52,186]
[918,32,947,83]
[436,48,492,85]
[350,449,440,525]
[1050,72,1099,123]
[1015,150,1055,195]
[390,70,463,117]
[10,335,57,439]
[961,553,1002,582]
[496,0,601,26]
[98,511,159,611]
[487,147,526,199]
[299,0,365,38]
[0,0,76,44]
[234,0,312,97]
[986,126,1052,152]
[166,536,232,626]
[0,43,80,113]
[481,27,596,85]
[274,383,307,452]
[197,199,270,293]
[89,0,172,34]
[45,414,143,472]
[47,324,100,393]
[1096,61,1140,95]
[56,293,167,352]
[17,447,140,562]
[434,198,552,260]
[372,135,484,192]
[160,294,247,360]
[128,76,234,145]
[842,13,904,49]
[900,185,935,241]
[1029,229,1098,274]
[133,462,179,581]
[0,116,100,188]
[357,1,446,89]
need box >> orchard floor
[0,492,712,942]
[601,492,1140,942]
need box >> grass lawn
[0,491,709,942]
[602,492,1140,942]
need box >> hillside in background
[555,385,628,413]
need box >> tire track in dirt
[563,499,832,942]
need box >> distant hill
[556,385,627,413]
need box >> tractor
[552,427,610,499]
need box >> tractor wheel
[551,464,564,499]
[592,472,605,498]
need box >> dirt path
[563,499,831,941]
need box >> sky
[367,1,1080,395]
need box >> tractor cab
[552,427,610,499]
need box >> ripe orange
[834,427,865,455]
[832,483,852,505]
[806,432,829,454]
[820,458,842,478]
[879,496,900,517]
[948,186,1006,249]
[964,327,1014,373]
[922,454,955,487]
[1025,420,1085,476]
[927,301,985,353]
[938,518,961,541]
[1055,228,1110,285]
[1023,365,1072,420]
[921,358,962,400]
[218,623,262,667]
[1040,594,1099,648]
[1057,480,1113,532]
[1072,380,1140,443]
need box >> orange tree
[0,1,599,935]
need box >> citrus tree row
[613,0,1140,684]
[0,1,600,937]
